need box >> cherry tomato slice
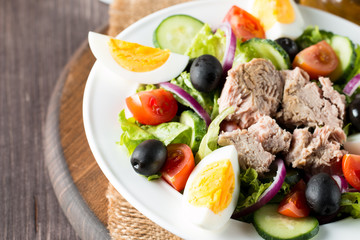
[292,40,339,79]
[223,5,265,42]
[278,180,310,218]
[161,143,195,192]
[126,88,178,125]
[342,154,360,191]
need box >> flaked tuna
[276,68,345,129]
[218,58,284,129]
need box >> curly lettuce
[340,192,360,218]
[185,23,226,61]
[118,110,192,155]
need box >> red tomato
[278,180,310,218]
[292,40,339,79]
[126,89,178,125]
[161,143,195,192]
[223,5,265,42]
[342,154,360,191]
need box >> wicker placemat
[106,0,191,239]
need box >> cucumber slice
[180,110,206,153]
[233,38,291,70]
[328,34,357,82]
[253,204,319,240]
[153,14,204,54]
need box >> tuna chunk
[248,116,292,155]
[218,58,284,129]
[285,126,347,173]
[218,129,275,173]
[276,68,346,128]
[218,116,291,173]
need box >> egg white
[182,145,240,230]
[88,31,189,84]
[247,0,305,40]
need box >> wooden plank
[44,30,110,240]
[0,0,108,239]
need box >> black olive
[305,173,341,216]
[190,54,223,93]
[130,139,167,176]
[348,94,360,131]
[275,37,299,61]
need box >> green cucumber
[253,204,319,240]
[180,110,206,153]
[153,14,204,54]
[233,38,291,70]
[328,34,357,82]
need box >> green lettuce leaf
[170,72,219,119]
[136,84,157,93]
[295,25,333,50]
[142,122,191,146]
[236,168,272,212]
[346,44,360,83]
[118,110,157,155]
[185,23,226,61]
[340,192,360,218]
[118,110,192,155]
[195,107,234,163]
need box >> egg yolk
[252,0,295,30]
[187,159,235,214]
[108,39,170,72]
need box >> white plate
[83,1,360,239]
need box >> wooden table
[0,0,108,239]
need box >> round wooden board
[43,26,110,240]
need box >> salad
[87,0,360,239]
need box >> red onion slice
[332,175,348,193]
[343,74,360,96]
[218,22,237,74]
[232,159,286,219]
[159,82,211,126]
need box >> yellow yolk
[108,39,170,72]
[187,159,235,214]
[252,0,295,31]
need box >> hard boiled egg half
[88,32,189,84]
[248,0,305,40]
[182,145,240,230]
